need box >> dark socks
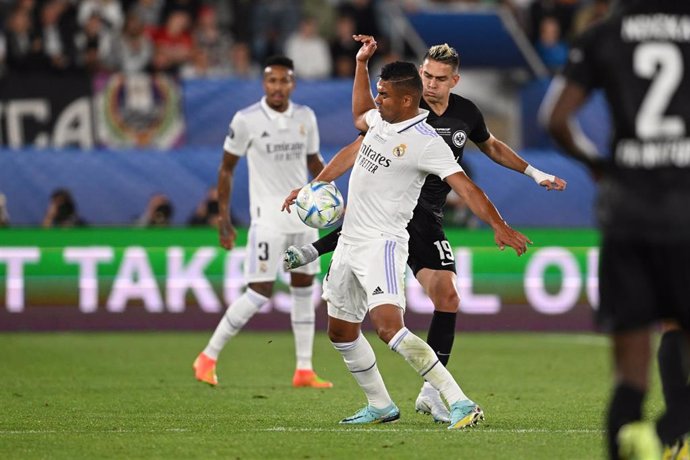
[313,226,342,255]
[426,311,457,367]
[607,383,644,460]
[656,330,690,444]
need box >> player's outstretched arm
[477,135,567,191]
[282,136,362,213]
[352,34,377,132]
[445,171,532,256]
[217,152,240,250]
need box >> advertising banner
[0,228,600,331]
[0,74,93,149]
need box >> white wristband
[524,165,555,185]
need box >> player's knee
[375,325,399,344]
[248,282,273,298]
[431,289,459,313]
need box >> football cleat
[193,352,218,386]
[292,369,333,388]
[448,399,484,430]
[618,421,662,460]
[663,435,690,460]
[339,404,400,425]
[283,245,315,270]
[415,385,451,423]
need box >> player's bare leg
[414,268,460,423]
[290,272,332,388]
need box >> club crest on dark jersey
[452,130,467,148]
[392,144,407,157]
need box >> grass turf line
[0,332,663,459]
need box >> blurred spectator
[160,0,201,24]
[329,12,358,77]
[74,10,117,73]
[4,6,44,72]
[149,9,194,75]
[112,12,153,73]
[186,5,233,76]
[285,15,331,79]
[187,186,220,227]
[136,193,174,226]
[38,0,77,72]
[228,41,259,78]
[535,16,568,73]
[338,0,381,41]
[78,0,123,31]
[251,0,302,64]
[43,188,86,227]
[127,0,164,30]
[572,0,610,35]
[528,0,579,44]
[0,193,10,227]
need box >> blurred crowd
[0,0,611,80]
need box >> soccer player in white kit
[283,36,530,428]
[193,56,333,389]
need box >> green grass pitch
[1,331,663,459]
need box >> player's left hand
[353,35,377,62]
[281,187,300,213]
[539,176,567,191]
[494,223,532,256]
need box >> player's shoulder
[235,101,263,119]
[448,93,483,117]
[291,102,316,117]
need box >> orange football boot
[193,352,218,386]
[292,369,333,388]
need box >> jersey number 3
[634,42,685,139]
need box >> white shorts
[323,238,407,323]
[244,223,320,282]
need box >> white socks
[203,288,268,359]
[290,285,315,370]
[389,327,467,405]
[332,334,393,410]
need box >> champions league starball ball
[294,181,344,229]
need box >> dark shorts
[406,206,456,276]
[598,235,690,333]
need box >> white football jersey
[341,109,463,243]
[223,97,320,232]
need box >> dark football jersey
[417,94,490,219]
[564,0,690,239]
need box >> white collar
[385,109,429,133]
[261,97,294,120]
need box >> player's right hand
[218,219,236,250]
[493,223,532,256]
[281,187,301,213]
[353,35,377,62]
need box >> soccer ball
[294,181,344,229]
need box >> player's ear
[451,73,460,88]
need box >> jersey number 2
[634,42,685,139]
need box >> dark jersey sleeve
[563,27,602,91]
[467,101,490,145]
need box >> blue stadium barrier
[0,147,594,227]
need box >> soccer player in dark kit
[546,1,690,458]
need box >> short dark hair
[424,43,460,72]
[379,61,423,97]
[264,55,294,71]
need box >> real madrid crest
[452,130,467,148]
[299,124,306,136]
[392,143,407,158]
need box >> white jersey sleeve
[223,112,250,155]
[305,107,320,154]
[364,108,380,129]
[418,136,464,180]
